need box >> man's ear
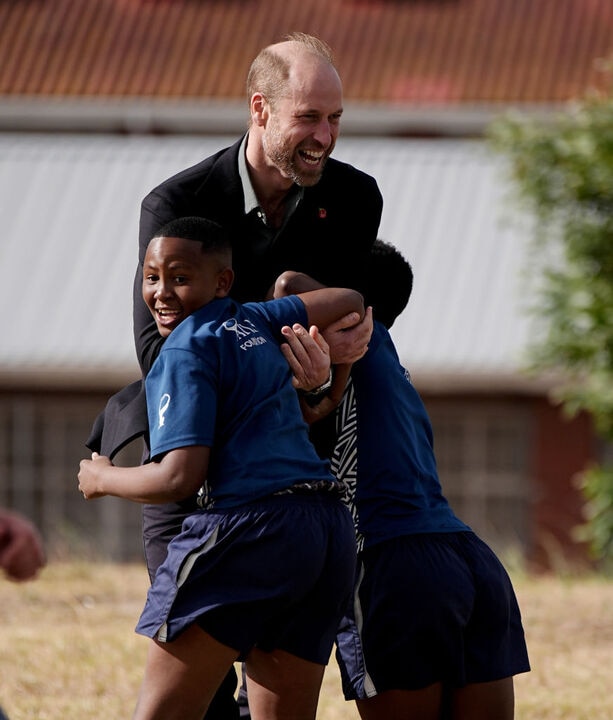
[250,93,268,127]
[215,267,235,297]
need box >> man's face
[262,60,343,186]
[142,236,230,337]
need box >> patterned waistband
[273,479,345,498]
[196,479,345,509]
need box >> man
[135,33,379,378]
[131,32,390,718]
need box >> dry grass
[0,563,611,719]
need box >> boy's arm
[274,271,365,329]
[298,287,365,330]
[274,271,371,364]
[78,446,210,504]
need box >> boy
[78,216,365,720]
[276,254,530,720]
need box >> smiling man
[135,33,380,379]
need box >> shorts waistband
[273,480,344,497]
[197,480,344,510]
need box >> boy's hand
[280,324,331,391]
[78,452,112,500]
[323,306,373,365]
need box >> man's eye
[174,275,187,284]
[145,275,158,283]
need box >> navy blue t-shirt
[146,295,335,508]
[351,322,471,547]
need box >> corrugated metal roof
[1,0,611,105]
[0,133,540,391]
[333,138,538,389]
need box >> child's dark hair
[366,240,413,328]
[152,217,232,259]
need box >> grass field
[1,562,612,719]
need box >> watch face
[300,369,333,409]
[307,370,333,396]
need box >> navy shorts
[335,531,530,699]
[136,493,357,666]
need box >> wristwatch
[300,369,333,406]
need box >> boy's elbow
[273,271,298,298]
[353,291,366,318]
[166,473,200,502]
[155,446,209,503]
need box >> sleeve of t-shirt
[145,296,306,460]
[145,344,219,461]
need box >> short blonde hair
[246,33,336,110]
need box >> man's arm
[78,446,210,505]
[321,309,373,365]
[274,273,368,419]
[278,324,331,391]
[279,328,353,425]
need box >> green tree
[488,88,613,570]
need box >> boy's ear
[215,267,235,297]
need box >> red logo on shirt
[318,207,327,219]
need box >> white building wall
[1,133,538,390]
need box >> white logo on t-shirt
[158,393,171,428]
[223,317,267,351]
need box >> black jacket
[90,138,382,476]
[134,136,383,374]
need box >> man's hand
[323,306,373,365]
[280,324,331,391]
[280,323,354,424]
[0,508,46,582]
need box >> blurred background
[1,0,612,571]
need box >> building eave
[409,369,562,396]
[0,367,141,393]
[0,96,568,137]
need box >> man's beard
[263,121,331,187]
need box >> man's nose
[313,120,333,147]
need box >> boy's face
[143,235,233,337]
